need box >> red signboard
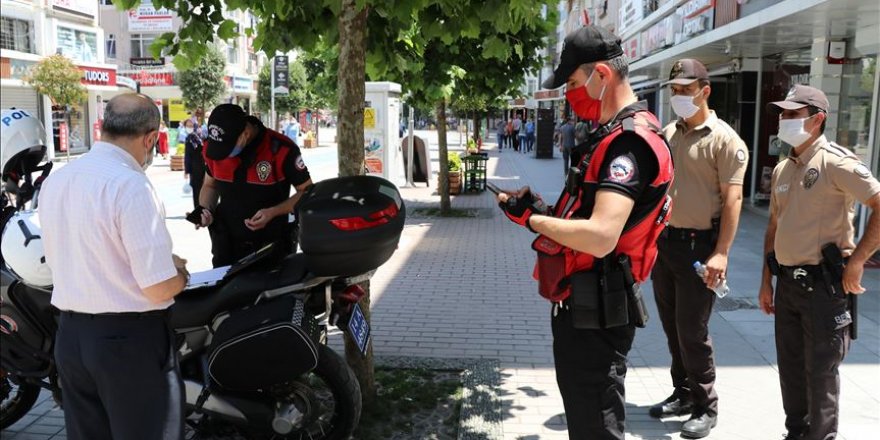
[59,122,69,152]
[93,120,102,141]
[78,66,116,86]
[127,70,175,87]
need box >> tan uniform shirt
[771,136,880,266]
[663,112,749,229]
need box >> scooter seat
[169,253,310,329]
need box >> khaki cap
[663,59,709,86]
[767,84,830,113]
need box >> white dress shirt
[39,142,177,313]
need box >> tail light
[338,284,366,305]
[329,201,399,231]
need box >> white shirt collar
[91,141,145,174]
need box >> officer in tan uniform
[649,59,749,439]
[760,84,880,440]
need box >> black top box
[297,176,405,276]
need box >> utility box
[536,108,555,159]
[364,82,403,186]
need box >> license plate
[347,303,371,357]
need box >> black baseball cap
[767,84,829,113]
[542,25,624,90]
[205,104,247,160]
[663,58,709,86]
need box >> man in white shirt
[39,93,189,440]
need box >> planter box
[440,172,462,195]
[303,138,317,148]
[170,155,185,171]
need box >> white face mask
[670,93,701,119]
[777,117,814,148]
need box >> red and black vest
[532,108,674,302]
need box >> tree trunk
[337,0,376,406]
[436,100,450,214]
[337,0,367,178]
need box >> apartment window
[106,34,116,60]
[101,0,114,5]
[227,41,239,64]
[0,17,34,54]
[131,34,155,59]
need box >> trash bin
[462,153,488,193]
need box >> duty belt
[778,264,824,292]
[660,226,714,242]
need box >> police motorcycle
[0,111,405,438]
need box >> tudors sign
[79,66,117,86]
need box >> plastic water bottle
[693,262,730,298]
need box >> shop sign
[79,66,117,86]
[622,36,641,61]
[534,89,562,100]
[117,76,137,90]
[641,15,677,56]
[128,2,174,32]
[677,0,715,42]
[169,98,188,121]
[130,57,165,67]
[232,76,253,92]
[50,0,97,19]
[273,56,289,95]
[0,58,36,80]
[56,26,98,64]
[127,70,175,86]
[619,0,645,34]
[59,122,69,152]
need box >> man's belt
[777,264,823,282]
[660,226,714,242]
[61,309,168,319]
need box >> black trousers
[651,235,719,415]
[55,311,184,440]
[562,148,571,175]
[190,177,204,211]
[775,274,850,440]
[552,304,635,440]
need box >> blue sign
[347,303,371,357]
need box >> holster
[821,243,857,340]
[619,255,649,328]
[567,255,644,329]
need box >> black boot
[649,392,694,418]
[681,410,717,439]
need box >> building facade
[542,0,879,237]
[1,0,117,157]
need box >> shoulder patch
[608,156,636,184]
[735,150,747,163]
[854,164,872,179]
[295,155,306,171]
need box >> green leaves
[177,45,227,113]
[23,54,87,107]
[217,20,238,40]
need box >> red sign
[93,120,102,141]
[130,70,174,86]
[78,66,116,86]
[59,122,68,152]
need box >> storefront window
[52,103,89,154]
[836,56,876,163]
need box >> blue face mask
[228,145,245,157]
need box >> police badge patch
[256,161,271,182]
[735,150,747,163]
[608,156,635,183]
[803,168,819,189]
[854,164,871,179]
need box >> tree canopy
[23,54,87,107]
[176,44,227,116]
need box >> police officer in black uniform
[498,26,673,439]
[194,104,313,267]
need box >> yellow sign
[364,107,376,129]
[169,98,187,122]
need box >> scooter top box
[297,176,405,277]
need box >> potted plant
[170,143,185,171]
[303,130,317,148]
[445,152,462,195]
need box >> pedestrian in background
[506,118,514,149]
[760,85,880,440]
[499,25,673,439]
[525,116,536,153]
[182,118,205,210]
[157,120,169,159]
[512,113,522,151]
[38,93,188,440]
[496,118,507,152]
[558,116,576,174]
[649,59,750,439]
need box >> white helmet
[1,210,52,288]
[1,108,47,183]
